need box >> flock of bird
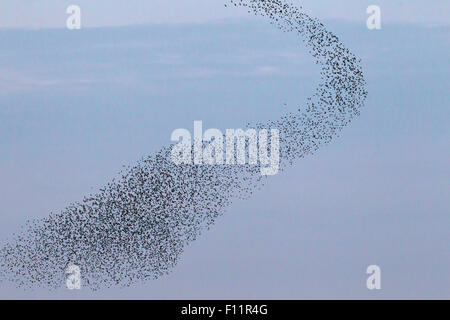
[0,0,367,289]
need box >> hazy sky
[0,2,449,298]
[0,0,449,29]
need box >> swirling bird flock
[0,0,367,289]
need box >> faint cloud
[0,68,133,96]
[255,66,278,75]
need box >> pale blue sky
[0,2,449,298]
[0,0,449,29]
